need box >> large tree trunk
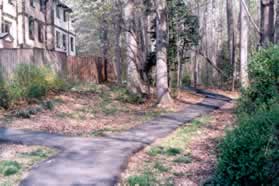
[260,0,275,46]
[226,0,236,90]
[124,0,146,94]
[275,0,279,43]
[240,0,250,88]
[100,17,109,82]
[0,0,2,32]
[113,2,123,84]
[155,0,173,106]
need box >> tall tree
[112,0,123,83]
[226,0,236,90]
[260,0,275,46]
[240,0,250,88]
[124,0,146,94]
[275,0,279,43]
[155,0,173,106]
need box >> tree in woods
[260,0,275,46]
[240,0,250,88]
[226,0,237,90]
[112,0,124,83]
[276,0,279,43]
[154,0,173,105]
[124,0,147,94]
[167,0,199,88]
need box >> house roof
[57,1,73,12]
[0,33,14,42]
[0,33,9,39]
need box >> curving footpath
[0,90,231,186]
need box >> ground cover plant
[120,103,235,186]
[212,45,279,185]
[0,64,69,110]
[0,144,56,186]
[0,82,203,136]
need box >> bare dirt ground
[0,84,204,137]
[120,101,236,186]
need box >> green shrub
[127,171,156,186]
[237,45,279,114]
[213,105,279,185]
[181,73,191,87]
[154,161,169,172]
[27,84,47,99]
[173,154,192,164]
[0,86,10,109]
[164,147,182,156]
[114,86,145,104]
[0,161,21,176]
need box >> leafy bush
[127,171,157,186]
[212,105,279,185]
[0,86,10,110]
[0,64,69,109]
[237,45,279,114]
[181,73,191,87]
[113,86,145,104]
[0,70,10,109]
[11,64,48,99]
[0,161,21,176]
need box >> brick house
[0,0,76,56]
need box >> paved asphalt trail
[0,89,230,186]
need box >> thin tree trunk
[176,20,181,88]
[260,0,275,46]
[275,0,279,43]
[193,51,198,88]
[155,0,173,106]
[100,17,109,82]
[124,0,146,94]
[113,8,123,84]
[240,0,250,88]
[226,0,236,90]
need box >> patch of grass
[41,101,55,111]
[164,147,182,156]
[101,105,118,116]
[173,172,188,177]
[127,171,157,186]
[147,146,182,157]
[0,161,21,176]
[70,83,102,94]
[147,146,164,157]
[163,177,175,186]
[154,161,170,173]
[0,146,56,186]
[173,154,192,164]
[19,149,49,159]
[91,128,122,137]
[156,116,210,150]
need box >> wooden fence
[0,48,116,83]
[67,56,116,83]
[0,48,67,80]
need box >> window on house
[38,23,44,42]
[62,34,66,50]
[30,0,35,7]
[1,21,11,33]
[56,31,60,48]
[63,11,67,22]
[40,0,45,11]
[28,17,34,40]
[8,0,14,5]
[56,6,60,19]
[70,37,74,52]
